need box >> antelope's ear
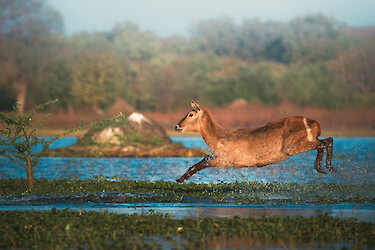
[191,100,201,111]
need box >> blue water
[1,199,373,222]
[1,136,375,222]
[0,137,374,184]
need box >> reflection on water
[0,137,374,184]
[0,197,374,222]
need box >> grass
[0,210,374,249]
[1,179,374,204]
[1,179,374,248]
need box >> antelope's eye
[189,113,193,117]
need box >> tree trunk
[26,161,34,190]
[15,81,27,113]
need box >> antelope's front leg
[176,154,216,183]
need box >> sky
[48,0,375,37]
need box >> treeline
[0,0,374,113]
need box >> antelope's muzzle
[175,124,183,132]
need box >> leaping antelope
[175,100,335,182]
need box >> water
[0,136,374,222]
[1,137,374,184]
[1,198,374,222]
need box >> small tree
[0,100,123,190]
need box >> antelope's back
[219,118,288,166]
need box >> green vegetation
[75,117,168,147]
[0,100,62,189]
[0,210,373,249]
[1,1,375,112]
[1,179,374,204]
[0,100,124,189]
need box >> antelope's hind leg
[321,137,336,173]
[176,154,215,183]
[314,144,327,174]
[314,137,335,174]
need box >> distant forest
[0,0,374,113]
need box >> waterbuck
[175,100,335,182]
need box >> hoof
[315,166,327,174]
[176,178,184,183]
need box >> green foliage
[71,51,127,112]
[0,0,64,111]
[75,116,168,147]
[112,22,161,61]
[1,5,375,111]
[0,101,125,189]
[38,60,74,112]
[0,0,63,38]
[279,63,345,108]
[205,64,282,106]
[0,100,59,189]
[189,14,344,64]
[0,211,373,249]
[191,17,240,56]
[283,14,344,64]
[0,83,16,110]
[1,179,374,204]
[238,19,287,61]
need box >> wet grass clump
[0,210,374,249]
[75,116,169,147]
[1,178,374,204]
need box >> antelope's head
[175,100,203,132]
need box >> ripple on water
[0,192,374,222]
[1,137,374,184]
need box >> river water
[0,136,374,222]
[1,137,374,184]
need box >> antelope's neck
[199,109,227,152]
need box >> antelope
[175,100,335,183]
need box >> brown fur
[175,101,335,182]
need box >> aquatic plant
[1,179,374,204]
[0,210,373,248]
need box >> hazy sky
[48,0,375,37]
